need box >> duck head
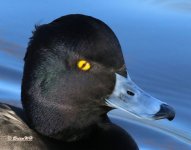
[21,14,175,142]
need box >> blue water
[0,0,191,149]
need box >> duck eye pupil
[127,90,135,96]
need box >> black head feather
[21,14,127,141]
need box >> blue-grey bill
[106,74,175,121]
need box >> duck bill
[106,74,175,121]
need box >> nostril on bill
[127,90,135,96]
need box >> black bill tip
[154,104,175,121]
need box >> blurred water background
[0,0,191,149]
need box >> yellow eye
[77,60,91,71]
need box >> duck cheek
[93,71,116,98]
